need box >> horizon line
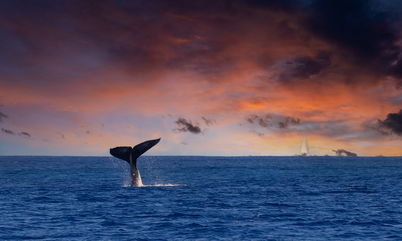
[0,154,401,158]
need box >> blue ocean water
[1,156,402,240]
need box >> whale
[110,138,161,186]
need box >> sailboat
[300,137,309,156]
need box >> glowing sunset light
[1,0,402,156]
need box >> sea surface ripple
[1,156,402,240]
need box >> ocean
[0,156,402,240]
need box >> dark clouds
[378,109,402,136]
[1,0,401,89]
[175,118,202,134]
[250,0,402,86]
[1,128,32,138]
[278,117,301,129]
[19,131,31,138]
[0,111,7,122]
[247,114,301,129]
[0,110,31,138]
[0,0,402,155]
[244,0,305,11]
[0,0,239,85]
[306,0,402,81]
[307,0,398,60]
[1,128,14,135]
[247,114,271,128]
[278,52,331,82]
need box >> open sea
[1,156,402,240]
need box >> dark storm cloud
[279,52,331,82]
[0,111,7,122]
[0,0,240,85]
[1,0,402,92]
[19,131,31,138]
[246,114,300,129]
[1,128,14,135]
[249,0,402,86]
[175,118,202,134]
[306,0,402,80]
[307,0,396,59]
[377,109,402,136]
[243,0,307,12]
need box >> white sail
[300,137,309,156]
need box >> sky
[1,0,402,156]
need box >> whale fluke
[110,138,161,186]
[132,138,161,160]
[109,146,132,163]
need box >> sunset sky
[1,0,402,156]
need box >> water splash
[143,184,185,187]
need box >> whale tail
[110,138,160,187]
[110,138,161,163]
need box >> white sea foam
[143,184,184,187]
